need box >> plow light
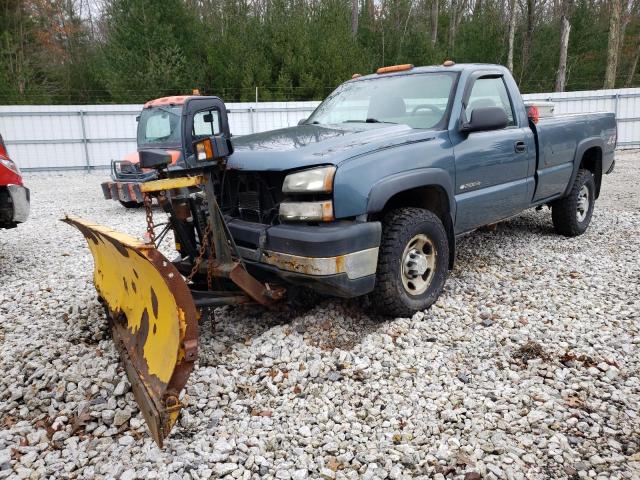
[194,135,232,163]
[195,138,214,161]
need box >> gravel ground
[1,151,639,480]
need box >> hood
[228,124,436,171]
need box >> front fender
[365,168,456,216]
[331,131,455,219]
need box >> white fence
[522,88,640,149]
[1,87,638,171]
[0,102,320,171]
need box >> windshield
[307,72,457,129]
[137,105,182,148]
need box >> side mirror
[139,149,171,170]
[298,118,307,126]
[460,106,508,133]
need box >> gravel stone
[113,408,132,427]
[0,152,638,478]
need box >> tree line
[1,0,638,104]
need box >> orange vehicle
[102,95,225,207]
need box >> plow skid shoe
[63,216,198,447]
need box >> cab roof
[144,95,194,109]
[350,63,508,82]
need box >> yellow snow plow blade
[63,216,198,447]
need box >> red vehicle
[0,133,29,229]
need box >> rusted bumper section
[260,248,379,279]
[101,181,144,204]
[62,215,198,447]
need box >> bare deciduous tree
[351,0,358,38]
[519,0,535,83]
[430,0,438,47]
[555,13,570,91]
[604,0,622,89]
[506,0,517,72]
[626,42,640,86]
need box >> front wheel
[551,169,595,237]
[371,208,449,317]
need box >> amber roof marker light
[351,73,362,79]
[376,64,414,74]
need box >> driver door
[181,97,231,164]
[451,74,535,233]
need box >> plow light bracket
[193,135,232,165]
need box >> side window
[467,77,516,126]
[193,109,221,137]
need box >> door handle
[515,141,527,153]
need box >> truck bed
[530,112,616,203]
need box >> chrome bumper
[7,184,30,223]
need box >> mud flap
[63,216,198,447]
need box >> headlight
[0,158,20,175]
[279,201,334,221]
[282,166,335,194]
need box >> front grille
[221,171,285,224]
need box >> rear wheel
[551,169,595,237]
[119,200,143,209]
[371,208,449,317]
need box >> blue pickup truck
[213,63,617,316]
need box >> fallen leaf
[566,396,585,408]
[70,411,92,435]
[10,448,21,461]
[327,457,342,472]
[250,409,272,417]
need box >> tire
[119,200,143,209]
[371,207,449,317]
[551,169,595,237]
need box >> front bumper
[227,219,382,297]
[1,184,30,227]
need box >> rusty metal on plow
[63,215,198,447]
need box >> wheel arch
[566,138,604,199]
[367,169,456,269]
[579,146,603,198]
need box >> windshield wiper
[342,118,398,124]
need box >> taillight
[0,134,8,158]
[527,105,540,124]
